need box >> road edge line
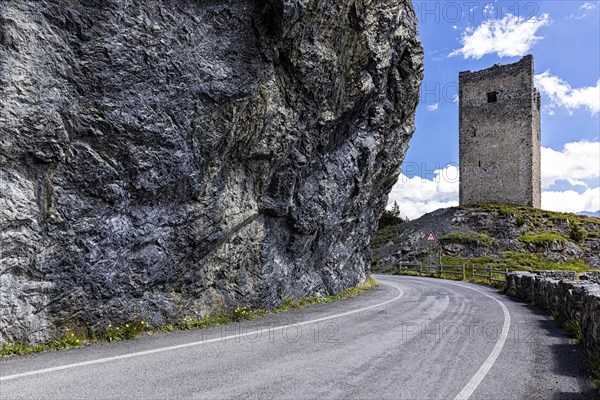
[1,281,404,382]
[447,281,511,400]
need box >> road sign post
[425,231,437,267]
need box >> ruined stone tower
[459,55,541,207]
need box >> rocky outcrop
[0,0,423,344]
[373,205,600,270]
[506,271,600,358]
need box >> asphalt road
[0,275,596,399]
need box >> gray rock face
[373,206,600,270]
[0,1,423,344]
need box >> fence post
[489,268,493,283]
[419,264,422,276]
[505,267,509,283]
[462,265,465,281]
[439,264,443,278]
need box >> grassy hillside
[372,204,600,272]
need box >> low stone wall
[506,271,600,357]
[582,270,600,284]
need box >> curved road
[0,275,595,399]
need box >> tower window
[487,91,498,103]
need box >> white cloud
[542,188,600,213]
[542,141,600,188]
[387,165,459,220]
[482,3,500,19]
[427,103,439,112]
[449,13,550,59]
[581,2,598,10]
[389,141,600,219]
[535,72,600,115]
[567,2,598,19]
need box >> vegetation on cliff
[372,204,600,272]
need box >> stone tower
[459,55,541,207]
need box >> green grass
[441,255,493,267]
[465,204,600,232]
[275,277,379,311]
[0,328,85,357]
[440,231,496,246]
[386,266,506,289]
[503,252,593,272]
[178,307,260,330]
[0,278,379,357]
[588,353,600,389]
[515,216,527,226]
[385,250,593,290]
[441,252,593,273]
[373,202,599,273]
[470,203,600,226]
[178,278,379,329]
[475,204,600,242]
[561,320,583,343]
[0,344,47,357]
[519,232,567,244]
[100,320,152,342]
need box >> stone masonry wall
[459,55,541,207]
[506,271,600,358]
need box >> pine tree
[378,202,404,228]
[391,201,401,218]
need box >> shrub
[569,223,586,242]
[372,225,397,248]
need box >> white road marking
[0,281,404,382]
[446,281,511,400]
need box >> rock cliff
[373,205,600,271]
[0,0,423,344]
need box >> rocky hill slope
[0,0,423,345]
[373,204,600,271]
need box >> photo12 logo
[398,321,536,344]
[214,320,341,345]
[421,81,459,105]
[401,162,459,184]
[412,1,541,24]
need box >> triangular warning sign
[425,231,436,242]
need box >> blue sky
[388,1,600,219]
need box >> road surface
[0,275,596,399]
